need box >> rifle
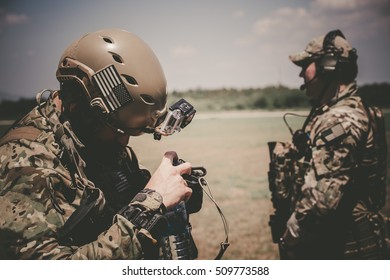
[267,141,296,257]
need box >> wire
[198,177,230,260]
[283,112,308,136]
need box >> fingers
[149,152,195,209]
[162,151,178,164]
[184,185,193,201]
[177,162,192,175]
[162,151,192,175]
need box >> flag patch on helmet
[92,65,133,112]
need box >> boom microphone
[299,75,318,91]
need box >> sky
[0,0,389,100]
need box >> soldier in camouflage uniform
[273,30,389,259]
[0,29,194,259]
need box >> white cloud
[233,9,245,19]
[314,0,358,10]
[313,0,388,10]
[245,1,389,45]
[312,0,390,40]
[232,0,390,87]
[0,8,29,33]
[234,35,255,47]
[235,7,310,48]
[5,13,28,25]
[170,45,198,59]
[253,7,312,36]
[0,8,29,25]
[251,6,317,44]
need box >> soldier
[276,30,388,259]
[0,29,195,259]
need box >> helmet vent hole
[102,37,113,44]
[110,52,124,64]
[61,58,68,66]
[140,94,155,105]
[122,74,138,86]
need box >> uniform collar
[330,81,358,103]
[315,81,358,115]
[37,90,84,149]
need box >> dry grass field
[130,110,390,260]
[1,110,390,260]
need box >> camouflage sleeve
[0,140,145,259]
[0,170,143,259]
[66,215,143,259]
[293,105,369,228]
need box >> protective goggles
[154,98,196,140]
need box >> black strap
[323,29,345,51]
[57,188,103,246]
[126,146,142,172]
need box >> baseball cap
[289,31,353,66]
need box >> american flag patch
[92,65,133,112]
[321,123,346,145]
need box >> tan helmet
[56,28,167,136]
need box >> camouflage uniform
[269,30,390,259]
[284,82,388,259]
[0,94,156,259]
[295,82,367,223]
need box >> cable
[198,177,230,260]
[283,112,309,136]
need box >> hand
[280,229,299,260]
[146,151,192,210]
[286,212,301,241]
[280,213,300,259]
[282,228,299,247]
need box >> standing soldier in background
[268,29,389,259]
[0,29,199,259]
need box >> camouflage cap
[289,34,353,66]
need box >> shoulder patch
[319,123,346,145]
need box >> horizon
[1,81,389,102]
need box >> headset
[300,29,357,91]
[316,29,357,76]
[294,30,358,154]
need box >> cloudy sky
[0,0,389,100]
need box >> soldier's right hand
[145,151,192,210]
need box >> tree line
[169,82,390,111]
[1,83,389,119]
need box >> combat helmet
[56,28,168,136]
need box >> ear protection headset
[316,29,357,75]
